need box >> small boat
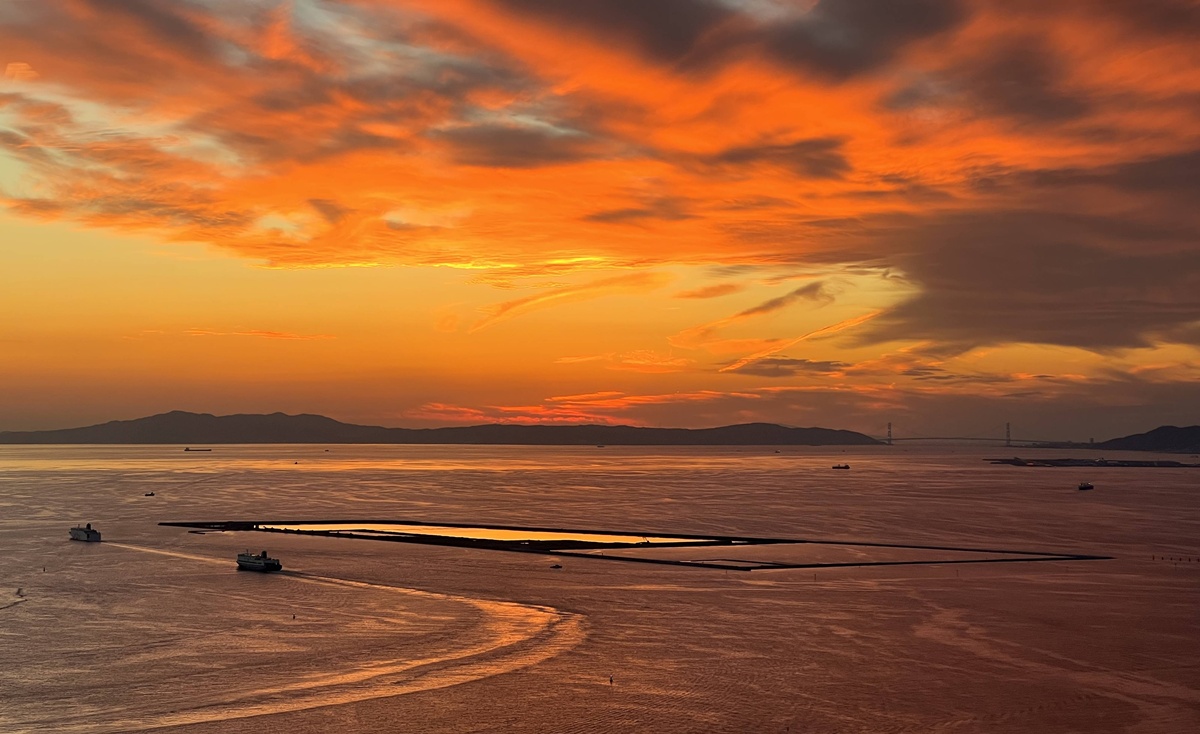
[184,448,212,452]
[832,464,850,470]
[144,492,155,497]
[1078,482,1094,491]
[237,550,282,573]
[69,523,101,542]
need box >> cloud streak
[469,271,672,331]
[719,310,883,373]
[672,281,837,348]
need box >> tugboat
[1078,481,1094,491]
[237,550,282,573]
[69,523,101,542]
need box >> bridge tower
[1005,422,1011,448]
[887,422,893,446]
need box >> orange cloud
[405,402,494,423]
[3,62,39,82]
[672,281,836,348]
[674,283,744,299]
[554,352,693,373]
[719,310,883,373]
[469,271,672,332]
[2,0,1198,436]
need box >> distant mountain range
[0,411,881,446]
[1027,425,1200,454]
[1094,425,1200,454]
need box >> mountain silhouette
[1095,425,1200,454]
[0,411,882,446]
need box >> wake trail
[52,541,588,733]
[102,542,226,566]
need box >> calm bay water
[1,444,1198,733]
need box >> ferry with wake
[69,523,101,542]
[237,550,282,572]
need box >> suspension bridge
[869,423,1070,447]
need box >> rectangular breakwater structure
[160,520,1111,571]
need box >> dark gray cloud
[1028,150,1200,195]
[0,129,55,165]
[250,83,336,113]
[1007,0,1200,38]
[248,53,532,114]
[84,0,216,59]
[308,199,349,225]
[719,160,1199,353]
[385,220,444,234]
[894,365,1013,383]
[706,137,850,179]
[490,0,969,79]
[99,194,253,229]
[889,34,1091,123]
[859,211,1200,350]
[432,124,604,167]
[195,123,402,164]
[714,196,795,211]
[955,35,1091,122]
[584,197,693,224]
[902,367,956,381]
[0,0,225,96]
[2,0,545,166]
[489,0,735,64]
[728,357,848,377]
[765,0,968,79]
[737,281,833,318]
[1097,0,1200,35]
[1162,321,1200,345]
[845,174,955,202]
[200,41,540,163]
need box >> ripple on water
[0,542,584,734]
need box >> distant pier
[989,457,1200,468]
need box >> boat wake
[0,596,27,612]
[25,543,586,733]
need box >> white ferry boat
[69,523,101,542]
[237,550,282,572]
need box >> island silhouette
[3,412,1194,450]
[0,411,881,446]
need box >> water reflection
[259,522,714,545]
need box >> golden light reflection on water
[260,522,714,545]
[15,542,587,734]
[0,443,904,474]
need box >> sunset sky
[1,0,1197,439]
